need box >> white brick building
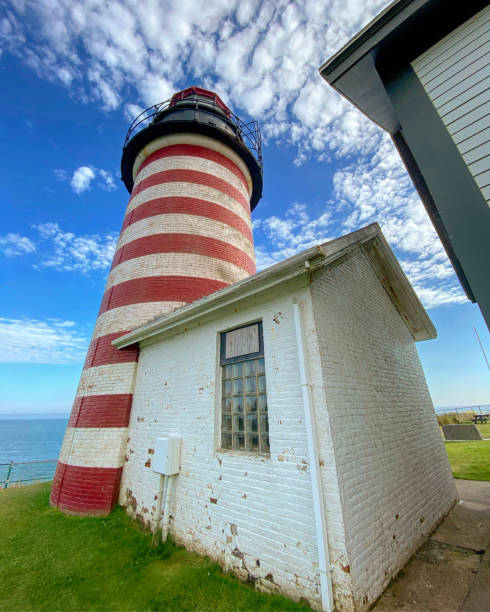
[112,223,456,611]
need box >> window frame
[219,321,269,455]
[219,321,264,365]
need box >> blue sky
[0,0,488,415]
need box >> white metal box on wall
[153,437,182,475]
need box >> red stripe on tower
[51,463,123,515]
[51,87,263,515]
[138,144,250,192]
[83,332,138,369]
[99,276,229,314]
[120,196,253,241]
[68,395,133,428]
[112,233,256,274]
[130,169,250,211]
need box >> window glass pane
[245,377,256,393]
[222,414,232,432]
[222,433,232,449]
[233,433,245,450]
[220,324,268,453]
[233,415,245,432]
[258,394,267,413]
[244,360,255,376]
[222,397,232,413]
[246,395,257,413]
[259,414,269,433]
[247,433,260,451]
[247,414,258,433]
[233,396,244,414]
[260,435,270,453]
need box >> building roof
[319,0,488,308]
[319,0,486,133]
[113,223,436,350]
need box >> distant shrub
[437,412,474,426]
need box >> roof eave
[113,223,435,348]
[319,0,486,133]
[319,0,420,83]
[361,233,437,341]
[112,244,328,349]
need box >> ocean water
[0,416,68,485]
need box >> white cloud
[0,223,117,274]
[34,222,118,274]
[124,102,145,123]
[254,202,332,269]
[254,135,468,309]
[1,0,469,309]
[139,75,174,107]
[53,168,68,181]
[0,0,392,158]
[98,169,117,192]
[0,317,88,363]
[71,166,96,194]
[0,233,36,257]
[69,166,117,194]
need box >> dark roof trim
[320,0,487,133]
[320,0,421,83]
[391,131,475,302]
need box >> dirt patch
[374,540,482,611]
[374,480,490,612]
[432,501,489,552]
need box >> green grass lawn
[477,423,490,438]
[444,440,490,481]
[0,483,309,612]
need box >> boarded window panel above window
[225,324,259,359]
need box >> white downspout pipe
[161,474,174,541]
[152,474,165,546]
[293,300,334,612]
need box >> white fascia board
[361,233,437,340]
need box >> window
[220,322,269,453]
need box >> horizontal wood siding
[411,6,490,206]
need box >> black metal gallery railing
[124,96,262,167]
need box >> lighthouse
[50,87,263,514]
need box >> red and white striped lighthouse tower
[50,87,263,514]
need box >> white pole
[153,475,165,533]
[293,300,334,612]
[474,327,490,371]
[152,474,165,546]
[161,474,173,541]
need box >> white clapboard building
[320,0,490,330]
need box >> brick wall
[120,285,350,609]
[118,244,454,610]
[310,247,457,610]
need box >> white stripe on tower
[117,214,255,258]
[51,132,256,515]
